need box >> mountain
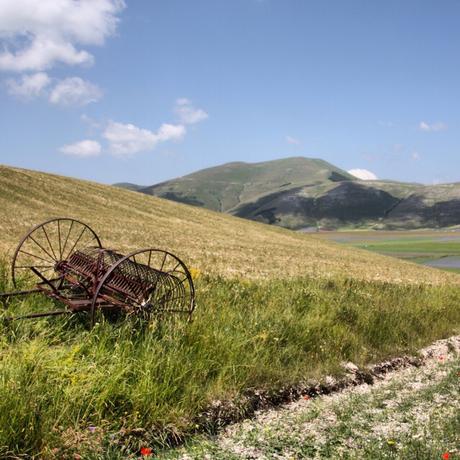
[117,157,460,230]
[127,157,355,212]
[0,164,454,285]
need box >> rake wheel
[90,248,195,326]
[12,218,102,288]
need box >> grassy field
[315,231,460,274]
[1,166,460,458]
[2,270,460,458]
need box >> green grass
[1,260,460,458]
[317,231,460,273]
[354,239,460,256]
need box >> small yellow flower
[387,440,395,446]
[189,267,201,280]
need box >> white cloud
[174,98,208,125]
[286,135,300,145]
[0,0,125,72]
[59,139,101,157]
[419,121,447,132]
[411,152,420,161]
[103,121,186,156]
[156,123,187,142]
[49,77,102,106]
[6,71,50,98]
[348,169,378,180]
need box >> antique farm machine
[0,218,195,326]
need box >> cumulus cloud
[59,139,101,157]
[175,98,208,125]
[6,71,50,98]
[286,135,300,145]
[348,169,378,180]
[103,121,186,156]
[49,77,102,106]
[419,121,447,132]
[0,0,125,72]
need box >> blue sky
[0,0,459,185]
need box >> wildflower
[438,356,445,361]
[88,426,96,433]
[387,440,395,446]
[257,331,268,341]
[303,395,310,400]
[442,453,450,460]
[140,447,153,456]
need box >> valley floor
[162,336,460,460]
[315,230,460,274]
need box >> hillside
[118,157,460,230]
[134,157,355,212]
[0,164,457,285]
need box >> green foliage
[1,264,460,458]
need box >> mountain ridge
[115,157,460,230]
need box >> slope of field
[0,164,456,285]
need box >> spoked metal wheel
[12,218,102,288]
[90,248,195,327]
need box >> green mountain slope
[139,157,355,212]
[120,157,460,230]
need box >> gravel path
[164,335,460,459]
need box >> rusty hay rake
[0,218,195,327]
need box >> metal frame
[1,218,196,327]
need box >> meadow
[2,267,460,458]
[1,166,460,458]
[316,230,460,273]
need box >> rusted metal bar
[4,309,72,321]
[0,288,42,298]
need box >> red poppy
[438,356,445,361]
[442,452,450,460]
[303,395,310,400]
[140,447,153,456]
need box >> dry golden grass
[0,164,458,285]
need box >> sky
[0,0,459,186]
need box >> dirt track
[167,335,460,459]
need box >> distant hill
[112,182,146,192]
[126,157,355,212]
[116,157,460,230]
